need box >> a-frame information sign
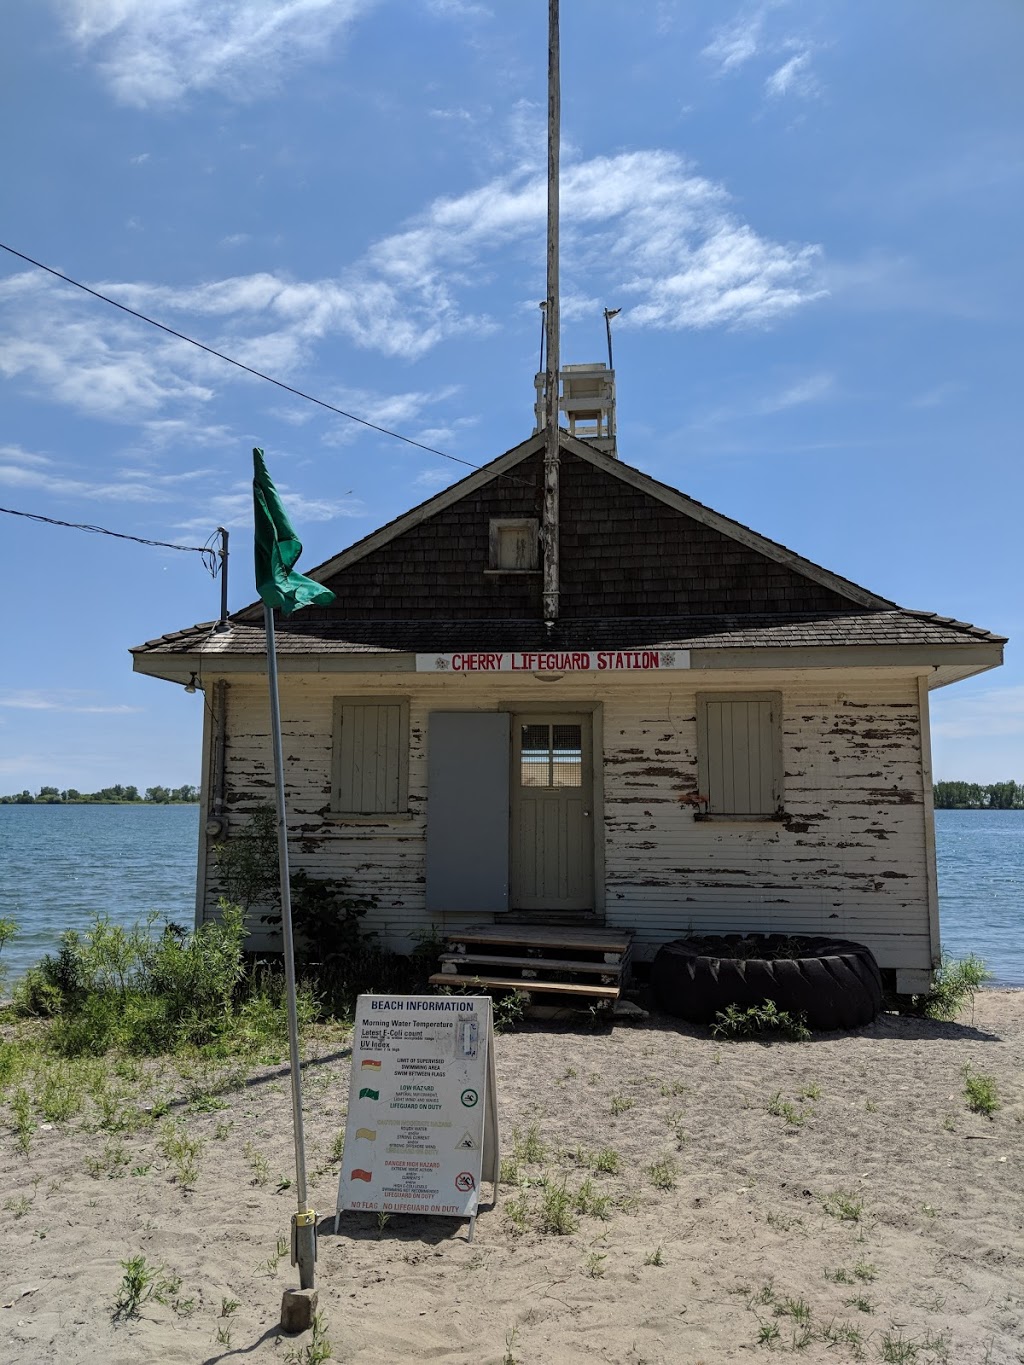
[336,994,498,1238]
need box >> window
[519,722,583,788]
[488,518,539,571]
[696,692,783,817]
[331,697,409,816]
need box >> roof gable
[236,431,892,624]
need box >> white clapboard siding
[198,670,933,967]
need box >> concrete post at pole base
[280,1287,318,1335]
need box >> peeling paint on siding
[200,672,931,970]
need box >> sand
[2,990,1022,1365]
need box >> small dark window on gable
[488,518,539,571]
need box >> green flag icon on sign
[253,448,336,615]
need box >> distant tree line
[933,780,1024,809]
[0,784,199,805]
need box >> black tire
[651,934,883,1031]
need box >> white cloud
[0,442,218,506]
[932,687,1024,741]
[703,5,769,73]
[704,4,821,101]
[57,0,374,108]
[0,455,169,503]
[907,382,963,410]
[412,466,460,490]
[0,444,54,469]
[174,481,364,536]
[765,49,817,99]
[0,273,215,419]
[0,690,143,715]
[0,149,822,423]
[759,372,834,412]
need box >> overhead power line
[0,504,219,573]
[0,240,522,480]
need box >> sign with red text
[415,648,690,674]
[337,995,498,1223]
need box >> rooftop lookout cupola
[533,361,618,457]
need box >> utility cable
[0,504,219,573]
[0,241,531,483]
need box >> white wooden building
[132,429,1004,994]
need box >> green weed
[503,1324,520,1365]
[643,1246,665,1266]
[85,1140,130,1179]
[909,952,991,1021]
[159,1120,203,1186]
[648,1156,677,1190]
[845,1295,873,1313]
[539,1179,578,1235]
[36,1066,85,1123]
[591,1147,621,1174]
[766,1091,805,1125]
[285,1309,333,1364]
[712,1000,810,1041]
[609,1095,634,1116]
[244,1139,271,1186]
[574,1178,611,1220]
[774,1296,811,1324]
[821,1190,863,1222]
[583,1251,607,1278]
[112,1255,184,1321]
[964,1066,1000,1117]
[824,1267,854,1284]
[504,1189,530,1234]
[511,1123,547,1164]
[11,1087,33,1153]
[818,1320,865,1357]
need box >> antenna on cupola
[541,0,561,626]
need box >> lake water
[0,805,1021,985]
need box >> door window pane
[551,724,582,787]
[519,723,583,788]
[520,724,551,787]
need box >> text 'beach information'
[337,995,498,1224]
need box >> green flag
[253,448,336,615]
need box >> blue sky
[2,0,1022,793]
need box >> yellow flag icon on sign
[355,1128,377,1141]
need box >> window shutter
[698,694,781,815]
[333,700,406,814]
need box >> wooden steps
[429,922,632,1010]
[430,973,619,999]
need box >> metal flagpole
[263,601,317,1291]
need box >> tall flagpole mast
[542,0,560,625]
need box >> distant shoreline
[0,801,200,807]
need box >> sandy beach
[2,990,1022,1365]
